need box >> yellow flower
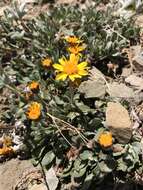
[0,147,14,155]
[28,81,39,91]
[41,58,52,67]
[53,54,88,81]
[26,102,41,120]
[65,36,83,44]
[67,44,86,55]
[99,132,113,148]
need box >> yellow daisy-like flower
[99,132,113,148]
[67,44,86,55]
[26,102,41,120]
[65,36,83,44]
[0,147,14,155]
[41,58,52,67]
[53,54,88,81]
[28,81,39,91]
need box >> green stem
[39,162,50,190]
[69,81,74,105]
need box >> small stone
[133,53,143,71]
[121,67,132,77]
[129,45,143,71]
[46,168,59,190]
[106,102,132,143]
[125,74,143,90]
[29,184,47,190]
[135,15,143,27]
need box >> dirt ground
[0,159,34,190]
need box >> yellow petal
[59,57,67,66]
[77,62,88,69]
[70,54,79,63]
[56,73,68,81]
[53,64,64,71]
[69,74,81,81]
[79,45,86,51]
[78,70,88,76]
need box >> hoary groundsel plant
[0,3,142,189]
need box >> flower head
[0,147,14,155]
[99,132,113,148]
[67,44,86,55]
[28,81,39,91]
[53,54,88,81]
[26,102,41,120]
[65,36,83,44]
[41,58,52,67]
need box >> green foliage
[0,3,142,189]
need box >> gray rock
[121,67,132,77]
[106,102,132,143]
[78,67,106,98]
[133,53,143,71]
[107,82,134,99]
[46,168,59,190]
[129,45,143,71]
[79,79,106,98]
[125,74,143,90]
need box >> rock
[79,80,106,98]
[124,45,143,71]
[121,67,132,77]
[29,184,47,190]
[134,91,143,104]
[128,45,143,71]
[106,102,132,143]
[78,67,106,98]
[0,6,9,17]
[107,82,134,99]
[133,53,143,71]
[135,15,143,27]
[0,159,35,190]
[46,168,59,190]
[120,0,142,10]
[115,0,143,18]
[130,45,141,56]
[125,74,143,90]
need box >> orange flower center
[66,36,79,44]
[63,61,78,75]
[99,132,112,148]
[42,58,52,67]
[70,47,79,54]
[27,102,41,120]
[0,147,14,155]
[29,82,39,90]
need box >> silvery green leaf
[73,166,87,178]
[42,151,55,167]
[99,161,113,173]
[9,31,25,40]
[80,150,93,161]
